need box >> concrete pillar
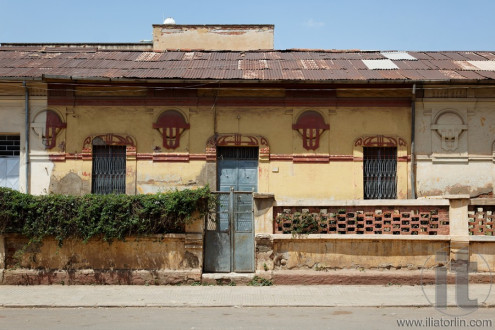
[184,213,205,271]
[447,195,470,269]
[254,193,275,234]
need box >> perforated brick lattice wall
[469,206,495,236]
[274,206,449,235]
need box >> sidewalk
[0,284,493,308]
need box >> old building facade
[1,23,495,282]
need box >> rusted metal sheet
[376,70,406,80]
[439,70,467,80]
[0,46,494,82]
[426,60,462,70]
[455,70,486,80]
[477,71,495,79]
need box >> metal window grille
[363,147,397,199]
[217,147,258,160]
[0,135,20,156]
[91,145,126,194]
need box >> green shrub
[0,186,211,245]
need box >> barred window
[363,147,397,199]
[91,145,126,194]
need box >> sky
[0,0,494,51]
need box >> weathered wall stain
[49,172,88,196]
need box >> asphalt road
[0,307,494,330]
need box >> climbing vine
[0,187,212,245]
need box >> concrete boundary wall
[0,217,204,285]
[1,196,495,284]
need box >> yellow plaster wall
[64,106,154,154]
[268,161,357,199]
[329,107,410,155]
[48,102,410,199]
[136,160,207,194]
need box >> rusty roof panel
[206,60,237,70]
[239,59,268,70]
[377,70,406,80]
[393,60,432,70]
[424,52,451,60]
[440,52,473,61]
[264,68,283,80]
[454,70,486,80]
[330,59,355,70]
[426,60,464,70]
[192,52,211,60]
[331,68,364,80]
[282,70,304,80]
[266,60,282,71]
[299,59,321,70]
[477,52,495,60]
[242,70,264,79]
[439,70,467,80]
[459,52,489,61]
[358,69,389,80]
[416,70,453,80]
[279,60,301,70]
[301,69,331,80]
[398,70,430,80]
[265,52,282,60]
[0,48,494,82]
[476,71,495,79]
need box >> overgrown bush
[0,187,212,245]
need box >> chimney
[152,22,274,51]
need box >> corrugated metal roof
[0,46,494,82]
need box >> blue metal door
[204,147,257,273]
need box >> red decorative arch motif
[83,134,136,153]
[206,134,269,161]
[354,135,406,147]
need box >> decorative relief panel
[292,111,329,150]
[431,110,467,152]
[153,110,190,150]
[31,110,66,149]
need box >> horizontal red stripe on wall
[49,153,410,163]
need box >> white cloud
[304,18,325,28]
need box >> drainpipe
[24,81,30,194]
[410,84,416,199]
